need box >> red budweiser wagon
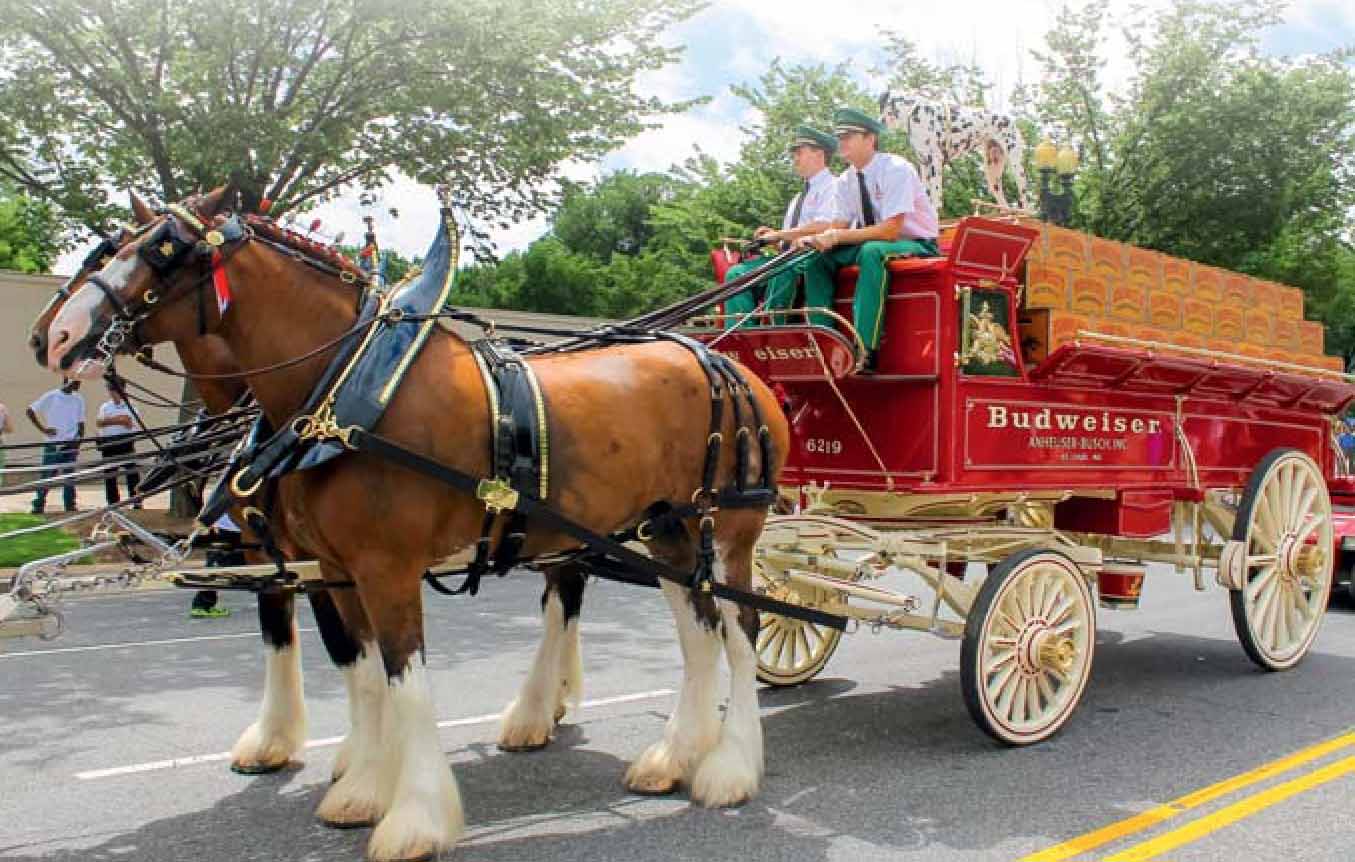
[688,216,1355,745]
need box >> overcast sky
[55,0,1355,274]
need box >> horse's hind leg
[624,541,723,796]
[690,517,765,808]
[229,590,307,774]
[498,563,587,752]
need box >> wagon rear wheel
[1228,449,1334,671]
[961,548,1095,746]
[753,556,846,687]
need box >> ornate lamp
[1036,138,1078,227]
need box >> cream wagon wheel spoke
[1229,449,1334,671]
[752,517,857,688]
[961,549,1095,746]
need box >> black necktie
[857,170,876,226]
[788,179,809,228]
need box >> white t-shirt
[97,400,137,437]
[839,152,939,240]
[213,513,240,533]
[781,168,845,230]
[29,389,85,442]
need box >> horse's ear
[198,185,234,218]
[129,191,155,225]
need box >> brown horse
[28,195,592,792]
[26,193,323,774]
[46,188,789,861]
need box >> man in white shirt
[794,107,940,371]
[96,385,141,507]
[26,380,85,513]
[723,125,848,327]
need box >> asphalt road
[2,565,1353,862]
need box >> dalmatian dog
[879,91,1031,212]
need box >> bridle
[74,200,378,382]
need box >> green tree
[0,184,61,273]
[1032,0,1355,356]
[0,0,701,238]
[553,171,681,262]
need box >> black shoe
[30,505,44,515]
[860,350,880,374]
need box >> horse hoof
[497,738,550,753]
[688,744,760,808]
[230,759,292,776]
[625,773,681,796]
[317,783,384,829]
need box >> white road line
[0,628,318,658]
[74,688,675,781]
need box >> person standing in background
[96,385,141,507]
[0,402,13,470]
[27,380,85,514]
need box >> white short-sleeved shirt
[781,168,845,230]
[213,513,240,533]
[97,400,136,437]
[29,389,85,442]
[839,153,939,240]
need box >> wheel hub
[1016,621,1075,676]
[1276,529,1323,583]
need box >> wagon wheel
[1228,449,1334,671]
[960,548,1096,746]
[753,554,848,687]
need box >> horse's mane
[242,214,368,282]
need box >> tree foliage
[1028,0,1355,358]
[0,0,701,246]
[0,184,62,273]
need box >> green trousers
[721,257,799,329]
[796,238,940,350]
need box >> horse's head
[46,186,237,379]
[28,191,158,368]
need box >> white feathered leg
[498,590,569,751]
[690,550,764,807]
[624,580,722,795]
[318,645,390,828]
[367,663,463,862]
[230,621,307,774]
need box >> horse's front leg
[357,560,463,862]
[315,573,394,829]
[498,563,587,751]
[229,589,307,773]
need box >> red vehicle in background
[690,215,1355,745]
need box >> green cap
[789,125,837,154]
[833,107,884,137]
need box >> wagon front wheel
[753,557,846,687]
[961,548,1096,746]
[1228,449,1334,671]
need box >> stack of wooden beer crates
[1017,222,1342,373]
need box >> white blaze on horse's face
[45,251,140,378]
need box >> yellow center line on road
[1021,730,1355,862]
[1103,755,1355,862]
